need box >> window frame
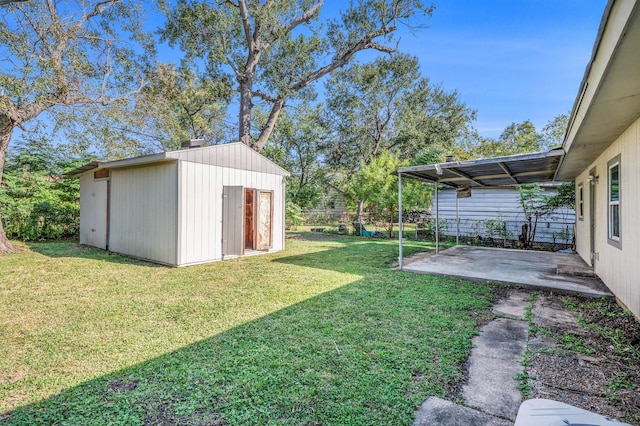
[577,182,584,221]
[607,154,621,249]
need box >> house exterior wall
[177,161,286,266]
[108,162,179,265]
[79,173,109,249]
[574,116,640,317]
[434,187,575,245]
[304,187,350,222]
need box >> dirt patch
[445,290,640,424]
[527,294,640,424]
[106,379,139,393]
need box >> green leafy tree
[516,183,554,248]
[472,120,542,158]
[261,103,327,209]
[161,0,433,150]
[0,0,153,252]
[1,132,92,240]
[326,53,473,221]
[344,150,428,238]
[129,63,234,151]
[541,113,569,151]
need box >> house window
[608,155,621,248]
[577,183,584,221]
[329,201,336,209]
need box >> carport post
[456,194,459,246]
[435,182,439,254]
[398,173,403,270]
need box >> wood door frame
[244,188,256,250]
[255,190,274,251]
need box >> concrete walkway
[414,290,531,425]
[414,290,530,426]
[414,289,628,426]
[402,246,612,298]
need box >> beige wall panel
[109,162,178,265]
[79,174,108,249]
[177,162,287,265]
[578,117,640,318]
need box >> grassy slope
[0,235,493,425]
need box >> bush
[285,200,305,230]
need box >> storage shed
[70,142,290,266]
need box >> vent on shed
[181,139,205,149]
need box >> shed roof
[68,142,290,177]
[397,150,564,188]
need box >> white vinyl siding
[433,187,575,245]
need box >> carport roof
[396,149,564,189]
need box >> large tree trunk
[0,126,15,253]
[238,78,254,148]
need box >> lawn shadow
[25,240,166,268]
[2,236,489,425]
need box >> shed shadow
[25,240,166,267]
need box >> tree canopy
[0,0,153,251]
[161,0,434,150]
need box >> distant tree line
[0,0,571,246]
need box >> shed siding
[177,161,286,266]
[434,187,575,245]
[109,162,178,265]
[575,116,640,318]
[79,173,108,249]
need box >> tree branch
[253,90,278,103]
[288,25,397,94]
[237,0,254,52]
[255,97,285,150]
[264,1,323,45]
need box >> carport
[397,149,564,265]
[395,149,612,297]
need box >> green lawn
[0,234,494,425]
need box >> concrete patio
[402,246,613,298]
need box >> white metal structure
[72,143,290,266]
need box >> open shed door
[222,186,244,257]
[256,190,273,251]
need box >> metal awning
[396,149,566,269]
[396,149,564,189]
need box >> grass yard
[0,234,494,425]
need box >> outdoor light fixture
[588,174,599,184]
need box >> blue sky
[151,1,607,141]
[374,0,607,138]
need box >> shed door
[222,186,244,257]
[256,190,273,251]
